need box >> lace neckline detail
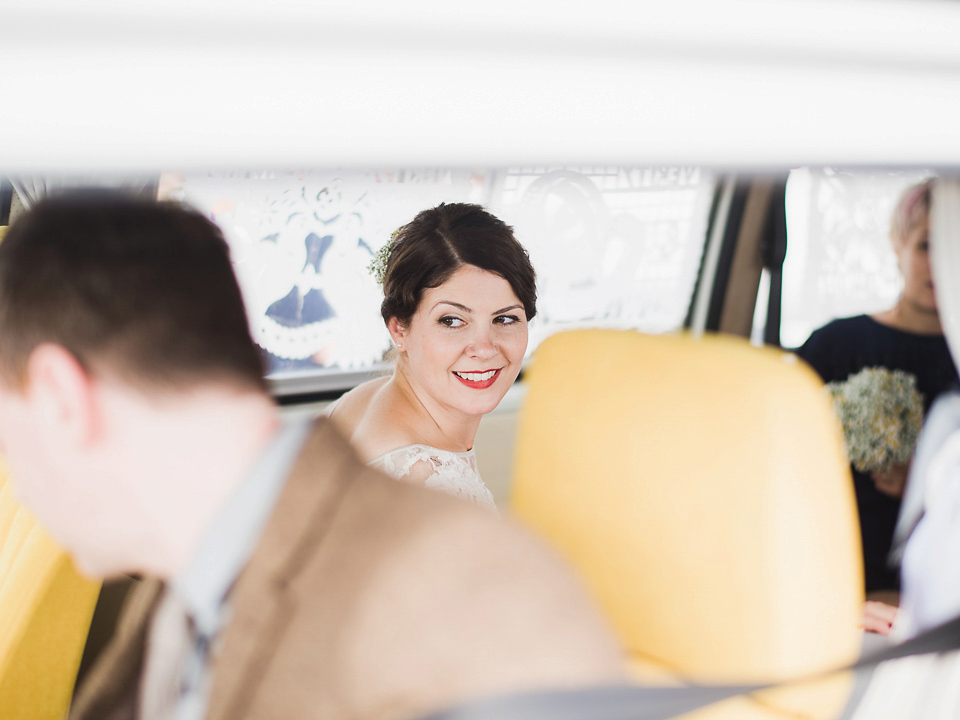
[367,443,496,513]
[368,443,475,465]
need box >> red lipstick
[453,369,501,389]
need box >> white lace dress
[368,444,498,513]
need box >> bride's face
[388,264,528,421]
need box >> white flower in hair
[368,225,405,286]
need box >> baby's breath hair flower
[368,225,405,286]
[827,367,925,473]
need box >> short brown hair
[0,191,266,392]
[381,203,537,327]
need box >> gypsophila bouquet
[826,367,924,473]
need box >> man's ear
[24,344,99,449]
[386,317,407,352]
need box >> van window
[167,167,714,394]
[780,167,932,349]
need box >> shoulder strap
[853,612,960,669]
[425,611,960,720]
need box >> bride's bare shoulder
[325,376,389,428]
[326,376,418,462]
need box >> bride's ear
[386,317,407,352]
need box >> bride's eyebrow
[430,302,524,315]
[432,301,472,313]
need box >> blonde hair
[890,179,932,248]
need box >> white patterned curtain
[172,167,713,387]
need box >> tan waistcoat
[69,419,625,720]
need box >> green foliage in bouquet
[827,367,924,473]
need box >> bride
[327,202,537,512]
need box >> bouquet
[826,367,924,473]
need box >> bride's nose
[467,327,497,360]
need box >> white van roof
[3,0,960,170]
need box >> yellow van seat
[511,330,863,720]
[0,462,100,720]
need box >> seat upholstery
[0,460,100,720]
[511,329,863,720]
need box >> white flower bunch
[827,367,924,473]
[367,224,406,286]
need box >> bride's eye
[494,314,520,325]
[439,316,465,328]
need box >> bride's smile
[453,368,500,388]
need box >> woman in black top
[797,180,958,615]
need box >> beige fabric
[70,418,625,720]
[70,577,162,720]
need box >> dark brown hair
[381,203,537,327]
[0,191,266,392]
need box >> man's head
[0,191,265,393]
[0,192,269,575]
